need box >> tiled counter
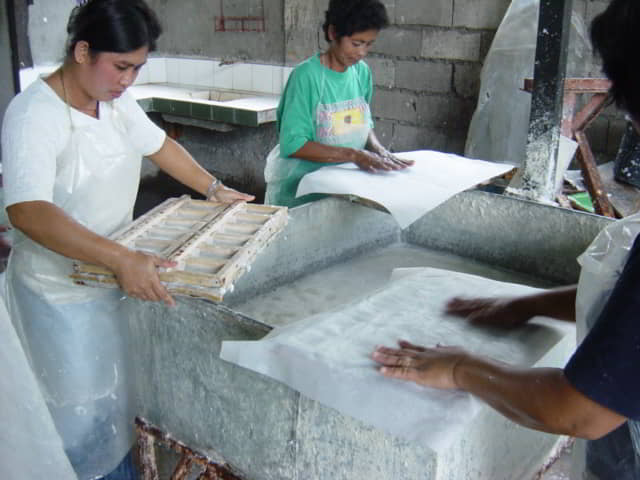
[20,56,292,127]
[130,83,279,127]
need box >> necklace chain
[59,68,98,116]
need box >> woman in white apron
[371,2,640,477]
[0,1,253,479]
[264,0,413,208]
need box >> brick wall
[360,0,510,154]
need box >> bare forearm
[516,285,577,322]
[292,141,360,164]
[8,201,129,271]
[454,356,624,439]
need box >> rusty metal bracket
[215,0,266,32]
[136,417,244,480]
[524,77,616,217]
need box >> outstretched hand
[372,340,468,390]
[210,184,255,203]
[445,296,533,328]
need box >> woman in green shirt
[264,0,413,207]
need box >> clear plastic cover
[0,275,77,480]
[464,0,589,166]
[573,214,640,478]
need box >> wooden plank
[72,197,288,301]
[524,77,611,94]
[215,207,289,288]
[575,130,616,217]
[598,162,640,217]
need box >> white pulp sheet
[221,268,564,452]
[296,150,514,228]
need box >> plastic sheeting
[464,0,589,166]
[0,275,77,480]
[572,213,640,477]
[221,267,572,452]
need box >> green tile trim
[169,100,191,117]
[153,98,171,113]
[191,103,213,121]
[234,109,259,128]
[212,107,234,124]
[136,95,272,127]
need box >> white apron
[572,214,640,479]
[0,285,77,480]
[4,101,142,479]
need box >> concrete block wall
[367,0,510,154]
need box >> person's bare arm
[373,340,625,439]
[149,137,254,202]
[364,130,413,167]
[292,140,411,172]
[445,285,578,327]
[8,201,176,305]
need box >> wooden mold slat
[72,196,288,301]
[112,195,191,246]
[214,206,289,288]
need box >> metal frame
[524,77,616,217]
[215,0,265,32]
[136,417,244,480]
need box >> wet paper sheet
[221,268,571,452]
[296,150,514,228]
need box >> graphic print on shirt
[315,97,370,147]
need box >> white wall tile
[178,58,199,86]
[134,62,150,85]
[274,66,293,94]
[213,63,233,89]
[283,67,294,87]
[251,64,274,94]
[166,57,181,84]
[232,63,252,91]
[193,60,214,87]
[147,57,167,83]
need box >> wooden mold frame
[71,195,288,302]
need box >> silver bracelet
[206,178,221,200]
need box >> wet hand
[353,150,411,172]
[377,149,414,169]
[209,184,255,203]
[372,340,468,390]
[112,250,177,307]
[445,296,532,327]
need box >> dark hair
[66,0,162,57]
[322,0,390,43]
[591,0,640,120]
